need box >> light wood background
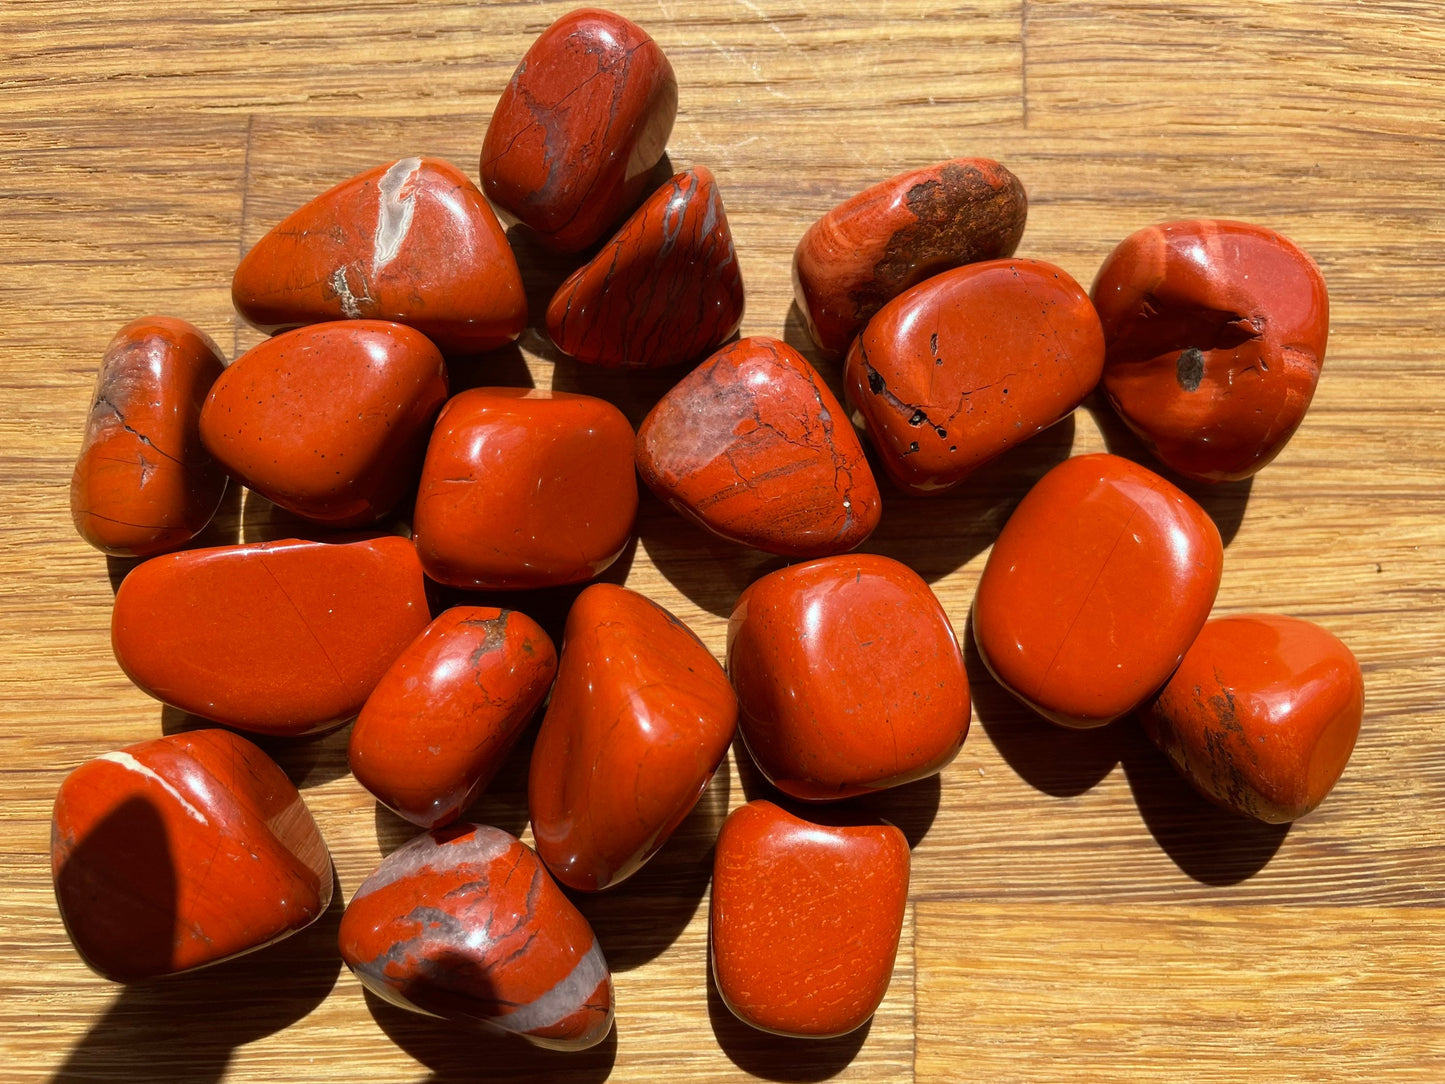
[3,1,1443,1080]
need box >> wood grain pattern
[2,1,1443,1080]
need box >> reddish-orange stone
[636,336,881,557]
[727,554,970,800]
[199,321,448,526]
[845,259,1105,495]
[481,9,677,253]
[52,729,333,982]
[412,388,638,590]
[1092,219,1330,482]
[112,536,430,736]
[973,453,1224,729]
[232,157,526,355]
[711,800,909,1038]
[350,607,557,829]
[546,167,745,369]
[529,584,736,892]
[794,158,1027,356]
[1141,614,1364,823]
[70,317,228,556]
[338,824,614,1049]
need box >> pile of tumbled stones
[54,7,1364,1049]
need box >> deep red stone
[727,554,970,800]
[794,158,1027,356]
[111,535,430,736]
[528,584,736,891]
[844,258,1105,495]
[1092,219,1330,482]
[545,167,745,369]
[711,800,909,1038]
[52,729,332,982]
[338,824,614,1049]
[411,388,637,590]
[199,321,448,526]
[636,336,881,557]
[1141,614,1364,822]
[481,9,677,253]
[70,317,228,556]
[972,453,1223,729]
[232,157,526,355]
[350,607,557,829]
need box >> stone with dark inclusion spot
[635,336,881,557]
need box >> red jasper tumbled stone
[411,388,637,590]
[338,824,614,1050]
[1141,614,1364,823]
[52,729,333,982]
[199,321,448,526]
[528,584,736,892]
[70,317,228,556]
[845,258,1105,495]
[794,157,1027,356]
[1092,219,1329,482]
[350,606,557,829]
[727,554,970,801]
[711,800,909,1038]
[972,453,1224,729]
[112,535,430,736]
[481,8,677,254]
[636,336,881,557]
[232,157,526,355]
[546,167,745,369]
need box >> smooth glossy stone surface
[481,9,677,253]
[529,584,736,891]
[711,800,908,1038]
[351,607,557,828]
[412,388,637,590]
[52,729,332,982]
[794,158,1027,356]
[636,336,881,557]
[973,453,1224,729]
[546,167,745,369]
[112,536,430,736]
[200,321,448,526]
[338,824,613,1049]
[1142,614,1364,823]
[727,554,970,800]
[845,259,1105,495]
[70,317,228,556]
[232,157,526,354]
[1093,219,1329,482]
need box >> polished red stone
[52,729,332,982]
[481,9,677,253]
[711,800,908,1038]
[1092,219,1330,482]
[112,536,430,736]
[845,259,1105,495]
[794,158,1027,356]
[636,336,881,557]
[1141,614,1364,822]
[973,453,1224,729]
[727,554,970,800]
[338,824,613,1049]
[412,388,637,590]
[232,157,525,355]
[529,584,736,891]
[199,321,448,526]
[546,167,745,369]
[351,607,557,829]
[70,317,228,556]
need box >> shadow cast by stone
[706,967,869,1083]
[444,340,536,395]
[160,706,357,789]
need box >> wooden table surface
[3,1,1443,1080]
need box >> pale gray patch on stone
[492,937,608,1035]
[352,825,515,901]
